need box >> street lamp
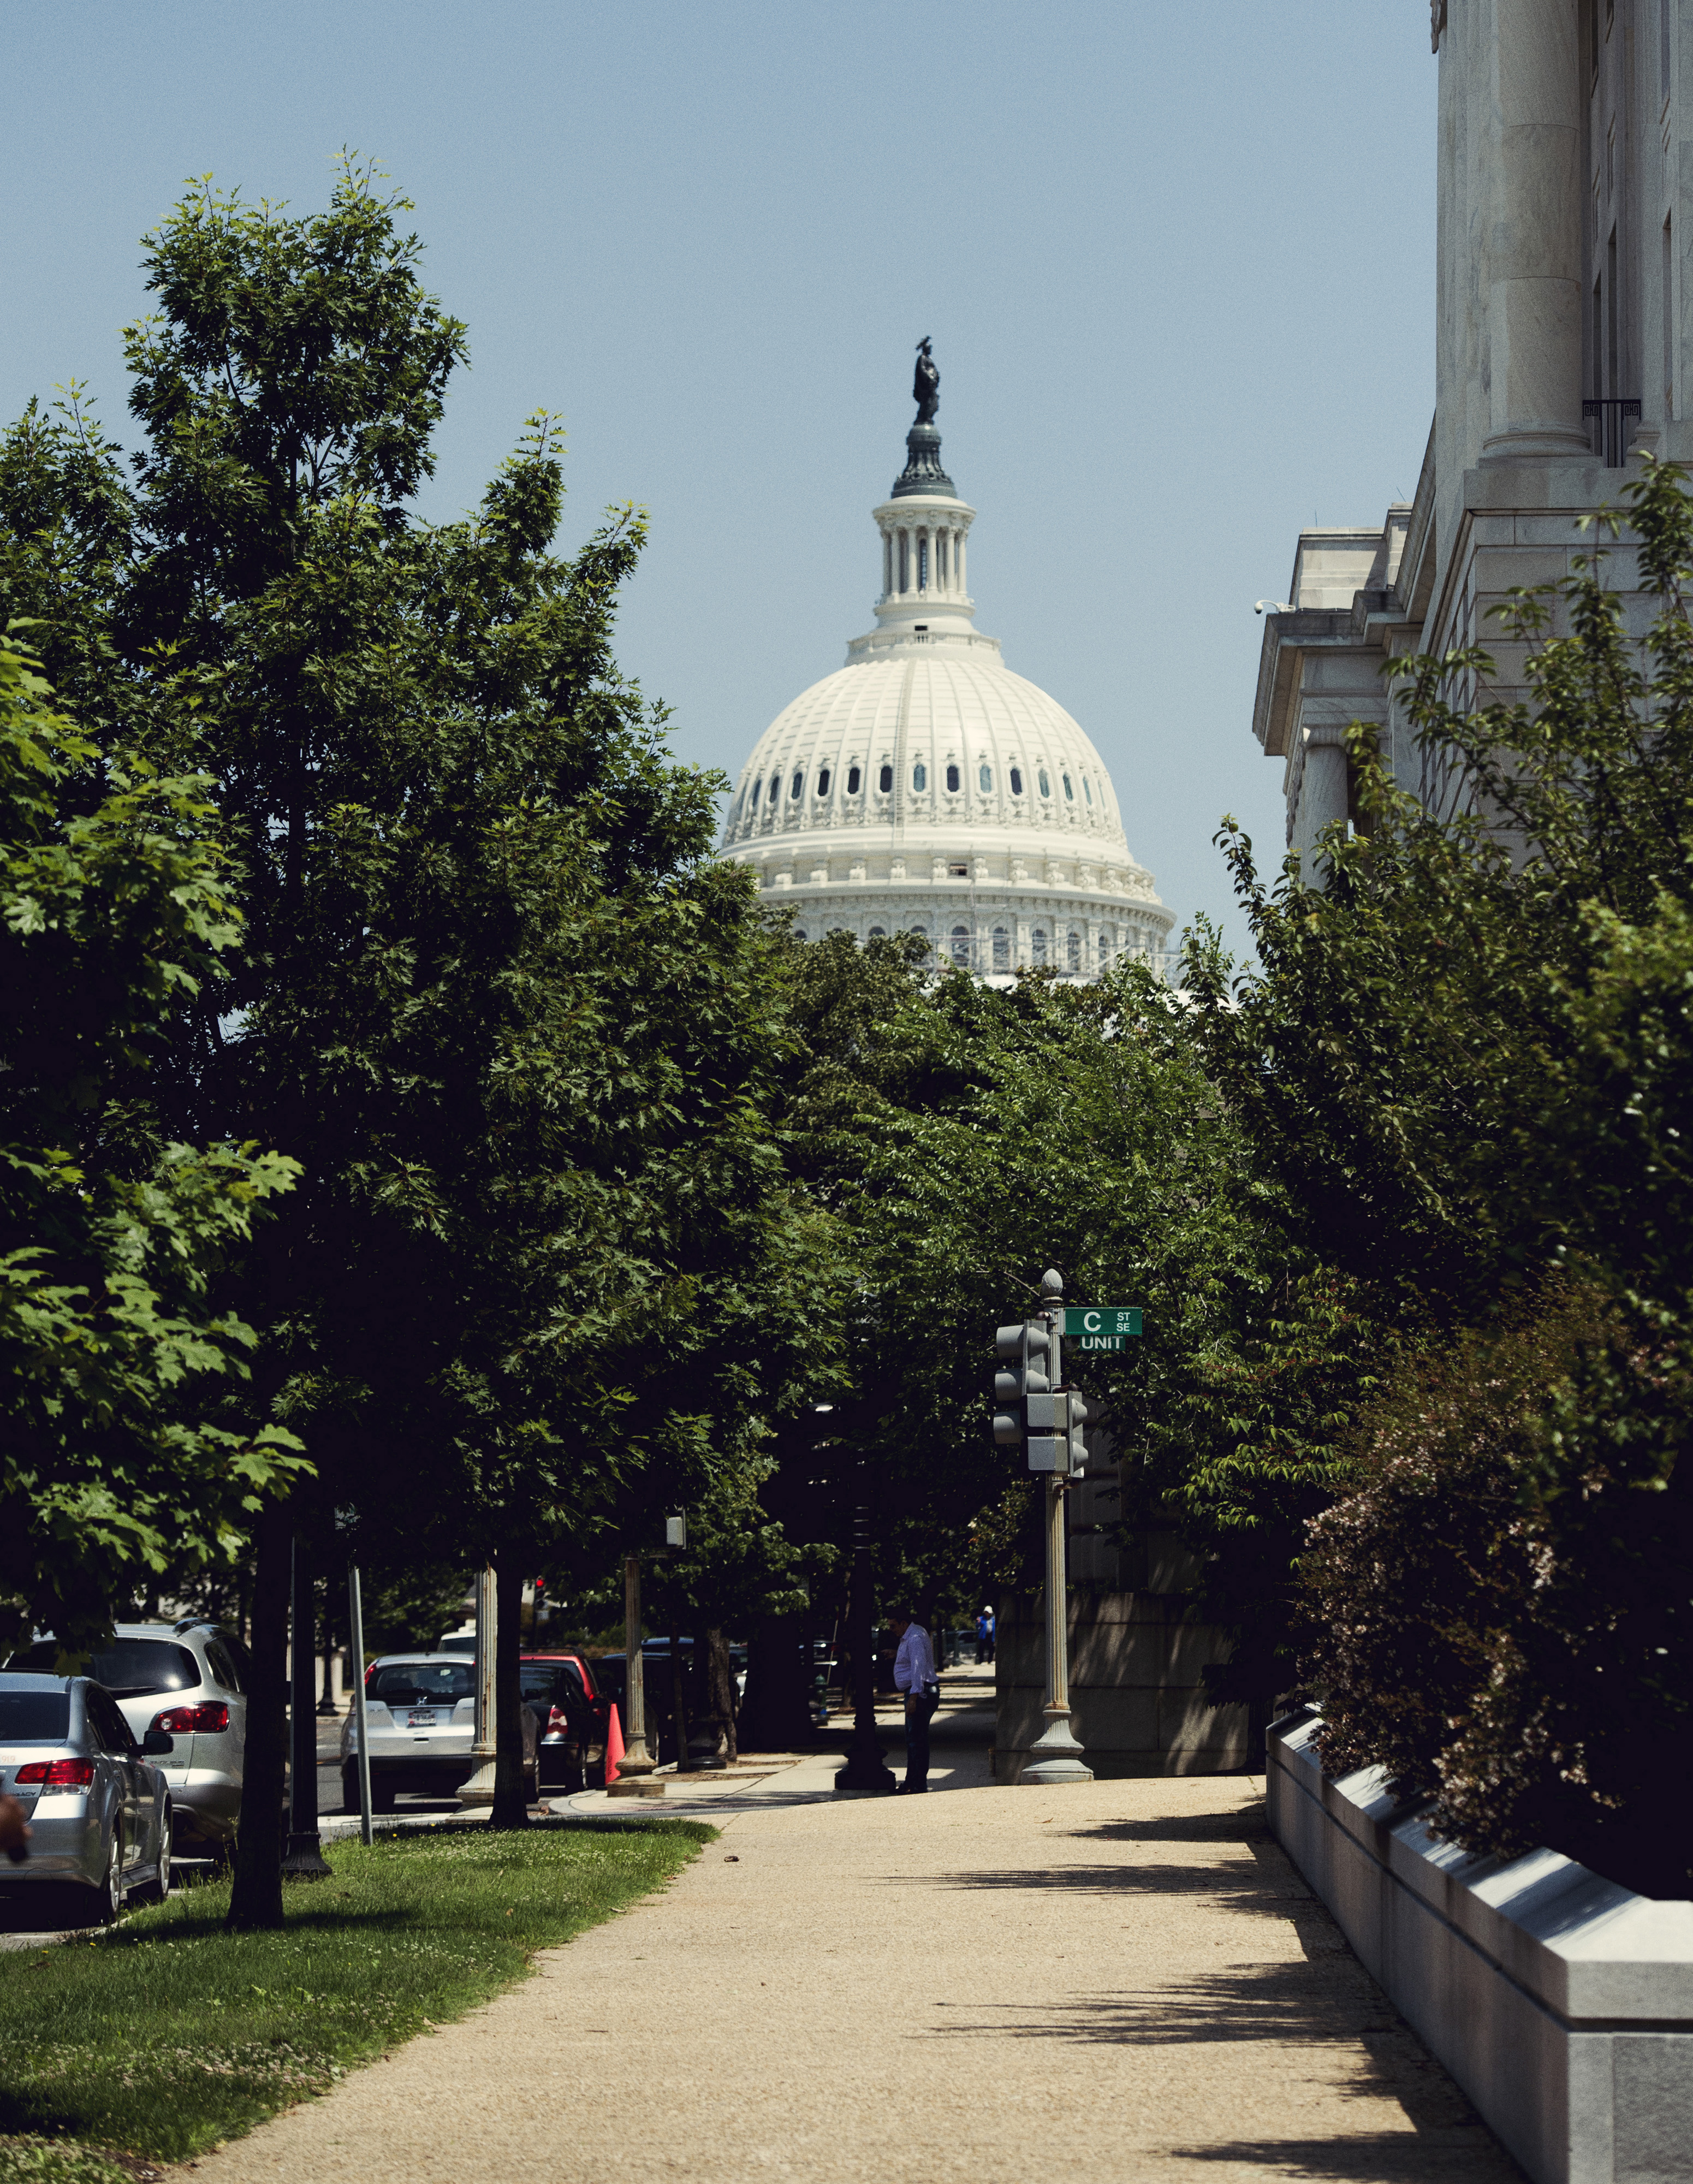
[834,1498,895,1795]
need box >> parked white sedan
[340,1655,537,1811]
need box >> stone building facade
[1255,0,1692,853]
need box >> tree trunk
[226,1499,292,1929]
[490,1554,530,1829]
[739,1613,813,1753]
[705,1626,738,1765]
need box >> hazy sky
[3,2,1436,948]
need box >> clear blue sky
[3,2,1435,949]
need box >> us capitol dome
[718,343,1173,978]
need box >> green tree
[0,633,301,1658]
[2,163,835,1919]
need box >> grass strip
[0,1815,713,2173]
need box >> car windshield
[9,1639,198,1698]
[0,1691,70,1742]
[369,1663,474,1706]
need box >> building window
[1038,769,1052,798]
[879,763,893,793]
[899,535,908,592]
[1009,766,1023,795]
[993,927,1009,970]
[1032,928,1048,964]
[950,925,971,967]
[1097,931,1110,966]
[1083,776,1094,805]
[794,929,808,942]
[913,762,928,792]
[1067,929,1082,971]
[978,763,992,792]
[1062,773,1075,802]
[945,763,960,793]
[749,778,760,810]
[847,764,862,795]
[882,535,892,596]
[791,770,803,799]
[948,862,968,877]
[919,539,929,590]
[816,767,830,797]
[769,774,781,806]
[868,925,886,939]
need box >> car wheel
[81,1828,123,1926]
[142,1806,173,1903]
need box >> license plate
[407,1710,437,1728]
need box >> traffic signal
[993,1321,1050,1445]
[992,1326,1087,1475]
[1026,1390,1089,1475]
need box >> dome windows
[878,763,893,793]
[1062,773,1075,802]
[945,763,960,794]
[749,779,760,810]
[1067,929,1082,971]
[978,763,992,793]
[949,925,971,967]
[1009,767,1024,796]
[816,767,831,797]
[992,927,1009,970]
[847,764,862,795]
[769,773,781,806]
[948,862,968,877]
[1083,776,1094,805]
[791,770,804,800]
[1038,769,1052,798]
[913,762,928,792]
[1032,927,1048,964]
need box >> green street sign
[1062,1306,1143,1353]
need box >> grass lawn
[0,1815,714,2180]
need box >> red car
[519,1654,610,1790]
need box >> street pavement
[169,1669,1521,2183]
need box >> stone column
[1297,724,1352,885]
[1480,0,1590,462]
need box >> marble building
[719,384,1173,977]
[1255,0,1693,861]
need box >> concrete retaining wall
[1268,1714,1693,2184]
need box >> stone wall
[1269,1713,1693,2184]
[992,1475,1251,1778]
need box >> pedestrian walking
[975,1605,995,1665]
[890,1606,939,1794]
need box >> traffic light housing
[991,1325,1086,1475]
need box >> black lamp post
[834,1500,895,1795]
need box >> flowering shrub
[1302,1287,1693,1900]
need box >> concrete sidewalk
[170,1773,1521,2183]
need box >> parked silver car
[0,1673,174,1922]
[341,1654,537,1811]
[8,1623,248,1855]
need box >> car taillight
[547,1705,569,1729]
[151,1701,229,1734]
[15,1758,94,1788]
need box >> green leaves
[0,634,303,1654]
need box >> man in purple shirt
[890,1606,939,1794]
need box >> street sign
[1062,1306,1143,1352]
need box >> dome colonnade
[718,383,1173,980]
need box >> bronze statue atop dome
[913,337,940,424]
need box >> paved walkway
[171,1759,1521,2183]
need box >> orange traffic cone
[604,1702,625,1787]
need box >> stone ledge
[1269,1714,1693,2183]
